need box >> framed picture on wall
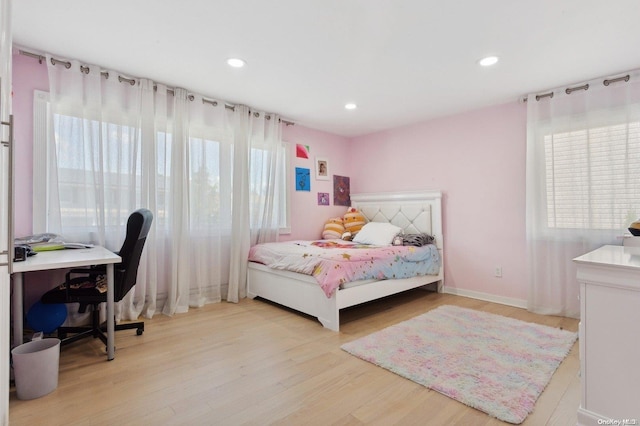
[315,157,330,180]
[317,192,330,205]
[296,144,310,159]
[295,167,311,191]
[333,175,351,206]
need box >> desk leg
[12,272,23,348]
[106,263,115,360]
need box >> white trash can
[11,338,61,400]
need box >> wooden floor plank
[9,290,579,425]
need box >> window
[52,113,142,230]
[249,142,291,234]
[189,135,231,230]
[544,120,640,230]
[33,91,291,235]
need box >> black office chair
[41,208,153,348]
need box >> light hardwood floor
[9,290,580,426]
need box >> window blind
[544,121,640,230]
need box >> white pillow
[353,222,402,246]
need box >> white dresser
[573,245,640,425]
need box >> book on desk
[31,242,95,251]
[14,233,94,261]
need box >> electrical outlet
[494,266,502,278]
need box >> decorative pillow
[343,207,366,236]
[322,217,345,239]
[402,233,435,247]
[353,222,402,246]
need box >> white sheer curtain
[44,56,283,319]
[227,106,284,302]
[526,70,640,318]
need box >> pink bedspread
[248,240,440,298]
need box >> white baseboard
[443,286,527,310]
[151,284,526,316]
[577,407,606,426]
[150,283,229,314]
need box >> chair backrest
[114,208,153,302]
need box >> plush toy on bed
[322,217,346,240]
[342,207,366,240]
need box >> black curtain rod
[521,73,631,103]
[19,49,295,126]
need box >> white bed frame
[247,190,444,331]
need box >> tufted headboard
[350,190,443,250]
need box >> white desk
[12,246,121,360]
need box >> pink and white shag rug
[341,305,577,424]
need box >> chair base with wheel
[52,302,144,348]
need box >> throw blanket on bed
[248,240,440,297]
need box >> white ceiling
[11,1,640,137]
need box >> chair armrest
[66,267,104,277]
[63,267,105,296]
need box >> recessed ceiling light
[345,103,357,110]
[227,58,246,68]
[478,56,499,67]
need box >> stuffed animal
[322,217,345,239]
[343,207,366,238]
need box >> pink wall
[11,55,353,308]
[12,54,64,310]
[12,53,48,237]
[349,103,528,302]
[281,125,351,241]
[11,54,352,242]
[12,51,529,305]
[12,54,352,239]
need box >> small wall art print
[295,167,311,191]
[296,144,310,159]
[315,157,329,180]
[318,192,330,206]
[333,175,351,206]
